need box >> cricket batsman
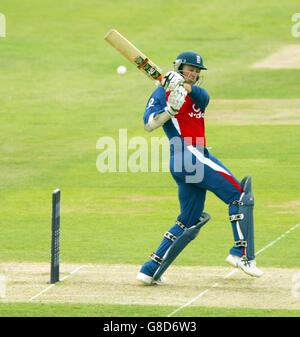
[136,51,263,285]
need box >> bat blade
[104,29,163,82]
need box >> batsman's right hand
[161,71,184,91]
[167,84,187,111]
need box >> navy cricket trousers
[139,146,245,277]
[171,146,243,228]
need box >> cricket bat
[104,29,163,82]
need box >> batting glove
[161,71,184,92]
[167,84,187,111]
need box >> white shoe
[226,254,263,277]
[136,272,167,285]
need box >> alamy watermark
[291,13,300,38]
[0,274,6,298]
[96,129,205,183]
[0,13,6,37]
[292,273,300,298]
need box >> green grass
[0,0,299,317]
[0,303,299,317]
[0,125,298,267]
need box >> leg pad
[153,212,211,281]
[229,175,255,260]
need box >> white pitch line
[255,222,300,256]
[167,222,300,317]
[29,265,85,302]
[29,284,55,302]
[60,265,85,281]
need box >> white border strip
[187,145,231,175]
[29,265,85,302]
[167,222,300,317]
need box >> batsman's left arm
[144,86,187,132]
[143,88,173,132]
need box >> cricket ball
[117,65,127,75]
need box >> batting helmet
[174,51,207,73]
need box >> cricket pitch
[0,262,299,310]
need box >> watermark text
[291,13,300,38]
[96,129,205,183]
[0,274,6,298]
[0,13,6,37]
[292,273,300,298]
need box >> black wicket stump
[50,189,60,284]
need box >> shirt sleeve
[188,86,210,112]
[143,87,167,125]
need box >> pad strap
[231,200,244,206]
[235,240,247,247]
[229,214,244,221]
[176,220,188,231]
[164,231,177,242]
[150,252,162,265]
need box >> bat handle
[157,75,163,82]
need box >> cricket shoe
[226,254,263,277]
[136,272,167,285]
